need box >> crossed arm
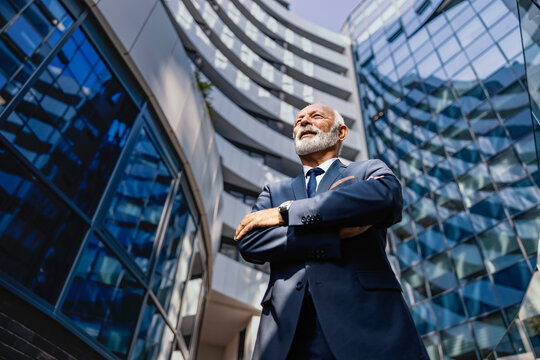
[234,175,383,241]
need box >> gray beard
[294,125,340,156]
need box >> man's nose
[299,116,312,126]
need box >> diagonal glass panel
[62,233,145,356]
[450,240,486,281]
[0,0,74,111]
[424,252,459,296]
[477,221,524,274]
[1,26,138,217]
[461,277,500,317]
[0,142,87,303]
[103,128,173,272]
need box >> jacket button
[296,282,303,290]
[301,216,306,223]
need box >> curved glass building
[0,0,222,359]
[344,0,540,358]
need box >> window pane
[62,234,145,356]
[493,261,532,308]
[153,191,197,326]
[433,291,466,329]
[180,241,205,350]
[451,240,486,281]
[401,264,428,304]
[418,226,446,258]
[440,323,476,359]
[468,195,506,233]
[411,302,436,335]
[424,252,458,296]
[0,0,73,110]
[103,128,174,272]
[443,212,474,245]
[1,28,138,216]
[132,298,175,360]
[514,208,540,255]
[396,239,420,268]
[0,143,87,303]
[461,277,500,317]
[477,221,524,273]
[472,311,507,357]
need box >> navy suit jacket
[239,159,429,360]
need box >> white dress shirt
[302,157,339,192]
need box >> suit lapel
[317,159,347,194]
[292,171,308,200]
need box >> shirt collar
[303,157,339,177]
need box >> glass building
[344,0,540,358]
[0,0,222,359]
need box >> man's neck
[299,149,339,168]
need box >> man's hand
[235,207,284,241]
[329,176,355,190]
[339,225,372,239]
[332,175,382,238]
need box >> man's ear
[339,125,348,141]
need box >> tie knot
[306,167,324,177]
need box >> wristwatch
[278,200,293,225]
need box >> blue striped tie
[306,167,324,198]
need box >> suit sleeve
[287,159,403,228]
[238,185,341,264]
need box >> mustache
[295,125,322,140]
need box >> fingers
[235,222,253,241]
[235,214,252,241]
[329,176,355,190]
[339,225,373,239]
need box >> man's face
[293,104,340,156]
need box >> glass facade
[346,0,540,358]
[0,1,208,359]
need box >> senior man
[235,104,429,360]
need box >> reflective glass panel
[431,290,464,329]
[461,277,499,317]
[103,128,173,272]
[411,302,436,335]
[450,240,486,281]
[442,212,473,245]
[1,27,138,216]
[472,311,507,357]
[0,0,74,110]
[180,241,204,350]
[401,264,428,304]
[131,298,175,360]
[493,261,532,308]
[152,190,197,325]
[396,239,420,268]
[513,208,540,255]
[477,221,524,274]
[493,321,528,357]
[0,143,87,303]
[424,252,458,296]
[62,234,145,356]
[440,323,476,359]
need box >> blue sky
[289,0,361,33]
